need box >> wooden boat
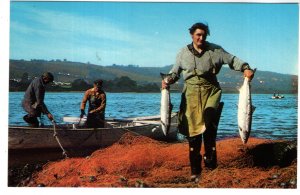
[8,113,179,165]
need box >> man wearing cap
[80,79,106,128]
[22,72,54,127]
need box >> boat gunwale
[8,123,154,131]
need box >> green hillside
[9,59,298,94]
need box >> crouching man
[22,72,54,127]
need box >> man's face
[191,28,207,48]
[94,84,100,92]
[43,77,51,85]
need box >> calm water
[9,92,298,140]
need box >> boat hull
[8,115,179,166]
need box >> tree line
[9,73,160,93]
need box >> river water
[9,92,297,140]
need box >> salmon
[238,77,256,144]
[160,73,173,136]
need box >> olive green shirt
[169,42,248,82]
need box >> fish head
[239,127,250,144]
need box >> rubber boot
[187,134,202,177]
[23,114,39,127]
[203,107,218,169]
[203,146,217,169]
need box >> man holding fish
[162,22,254,182]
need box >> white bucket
[63,116,87,126]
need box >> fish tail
[160,72,172,80]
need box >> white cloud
[10,4,184,67]
[14,5,153,45]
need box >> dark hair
[42,72,54,82]
[189,22,210,36]
[94,79,103,87]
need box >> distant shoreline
[9,59,298,94]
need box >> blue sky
[10,1,299,74]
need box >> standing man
[162,22,254,182]
[80,79,106,128]
[22,72,54,127]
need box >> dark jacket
[22,77,50,116]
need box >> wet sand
[10,133,297,188]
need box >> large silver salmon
[238,77,255,144]
[160,73,173,136]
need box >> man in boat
[80,79,106,128]
[22,72,54,127]
[162,22,255,182]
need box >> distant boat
[272,94,285,99]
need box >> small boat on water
[9,113,179,165]
[271,94,285,99]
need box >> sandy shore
[11,133,297,188]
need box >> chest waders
[86,94,105,128]
[180,46,224,177]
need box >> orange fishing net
[27,133,297,188]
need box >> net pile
[29,133,190,187]
[27,133,297,188]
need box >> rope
[52,120,68,158]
